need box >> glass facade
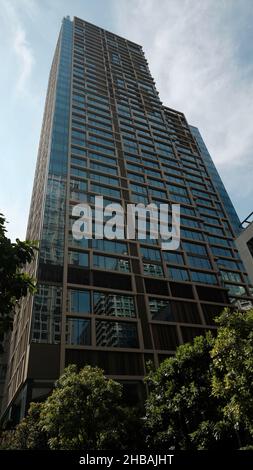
[190,125,242,236]
[40,18,73,265]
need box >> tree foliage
[144,333,231,449]
[0,213,37,334]
[0,365,144,450]
[211,309,253,444]
[144,310,253,449]
[0,403,47,449]
[40,364,125,450]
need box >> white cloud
[13,25,34,94]
[113,0,253,218]
[1,0,35,96]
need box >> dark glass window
[71,156,87,166]
[140,246,161,261]
[130,183,147,195]
[68,250,89,267]
[92,239,128,254]
[67,290,90,314]
[70,178,87,192]
[211,246,232,257]
[127,172,145,183]
[168,267,189,281]
[182,242,207,256]
[90,172,119,186]
[31,284,62,344]
[152,324,179,350]
[191,271,217,285]
[163,252,184,265]
[181,229,204,241]
[217,258,241,270]
[89,152,116,165]
[66,318,91,345]
[187,255,212,270]
[70,167,87,178]
[220,270,241,283]
[96,320,138,347]
[90,161,117,175]
[93,292,135,318]
[149,298,200,323]
[93,255,130,272]
[90,183,121,199]
[226,284,246,296]
[143,263,164,277]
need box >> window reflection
[67,289,90,313]
[93,255,130,272]
[32,284,62,344]
[93,292,135,318]
[149,298,200,323]
[66,318,91,345]
[96,320,138,348]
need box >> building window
[67,290,90,314]
[163,252,184,265]
[182,242,207,256]
[93,292,136,318]
[93,255,130,272]
[168,267,189,281]
[96,320,138,348]
[66,318,91,345]
[140,246,161,261]
[225,284,246,296]
[220,271,241,283]
[68,250,89,267]
[149,298,200,323]
[190,271,217,285]
[70,178,87,192]
[90,183,121,199]
[92,239,128,254]
[143,263,164,277]
[31,285,62,344]
[187,255,212,270]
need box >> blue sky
[0,0,253,240]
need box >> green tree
[144,309,253,449]
[0,403,47,450]
[0,365,144,450]
[144,332,238,449]
[39,364,144,450]
[0,213,37,334]
[211,309,253,446]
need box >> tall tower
[2,16,252,423]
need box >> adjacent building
[236,213,253,285]
[2,16,252,423]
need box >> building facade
[2,16,253,422]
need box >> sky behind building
[0,0,253,241]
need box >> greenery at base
[144,309,253,449]
[0,305,253,450]
[211,309,253,445]
[0,213,37,335]
[0,365,143,450]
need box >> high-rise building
[2,16,252,423]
